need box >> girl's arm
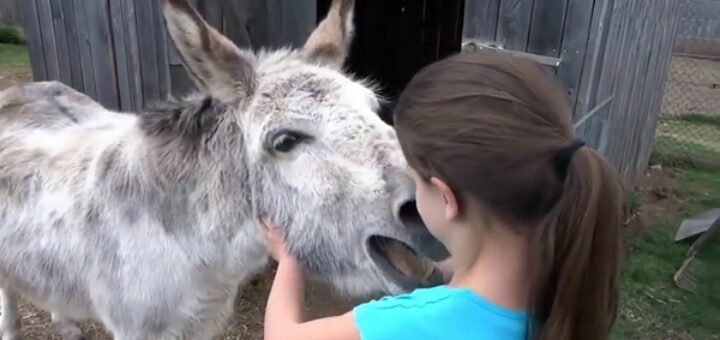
[262,218,361,340]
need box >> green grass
[0,43,28,66]
[612,167,720,339]
[675,114,720,128]
[653,117,720,169]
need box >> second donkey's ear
[161,0,256,103]
[303,0,355,69]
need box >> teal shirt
[353,286,528,340]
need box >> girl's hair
[394,52,625,340]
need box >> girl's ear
[430,177,459,220]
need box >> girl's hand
[261,217,292,262]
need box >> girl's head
[394,52,625,340]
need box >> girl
[261,52,626,340]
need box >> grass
[612,167,720,339]
[0,43,29,66]
[674,114,720,128]
[653,115,720,169]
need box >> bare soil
[633,166,681,230]
[0,65,30,90]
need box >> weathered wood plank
[574,0,614,129]
[198,0,222,30]
[110,0,132,110]
[598,0,682,184]
[49,0,71,85]
[122,0,143,111]
[134,0,160,107]
[169,64,195,97]
[282,0,316,47]
[17,0,47,80]
[574,0,614,151]
[250,0,314,49]
[220,1,252,48]
[605,0,641,176]
[85,0,118,109]
[527,0,568,58]
[60,0,84,90]
[620,0,655,180]
[556,0,596,114]
[151,0,170,101]
[166,39,183,66]
[463,0,499,42]
[35,0,60,80]
[496,0,534,51]
[72,0,97,99]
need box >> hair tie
[553,139,586,179]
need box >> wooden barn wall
[18,0,681,186]
[593,0,682,184]
[464,0,604,118]
[18,0,317,112]
[463,0,681,185]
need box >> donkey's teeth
[384,240,432,279]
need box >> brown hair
[394,52,625,340]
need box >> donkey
[0,0,447,339]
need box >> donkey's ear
[303,0,355,68]
[161,0,255,103]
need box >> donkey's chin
[367,235,446,292]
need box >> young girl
[261,52,625,340]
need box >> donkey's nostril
[396,199,450,262]
[398,201,424,229]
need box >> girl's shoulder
[352,286,527,340]
[359,285,458,309]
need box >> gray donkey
[0,0,447,339]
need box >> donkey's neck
[96,112,254,241]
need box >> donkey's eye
[272,131,308,153]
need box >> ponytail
[528,148,625,340]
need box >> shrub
[0,25,25,45]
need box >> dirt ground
[631,166,680,231]
[0,64,30,90]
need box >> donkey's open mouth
[368,201,450,290]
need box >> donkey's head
[160,0,448,295]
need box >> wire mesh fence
[655,0,720,168]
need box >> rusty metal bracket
[461,40,562,68]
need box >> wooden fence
[18,0,316,112]
[674,0,720,59]
[0,0,18,24]
[463,0,681,185]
